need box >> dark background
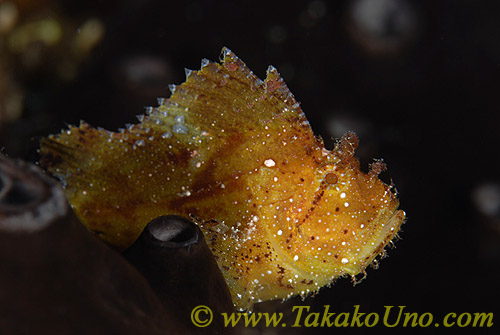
[1,0,499,333]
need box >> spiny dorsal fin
[40,47,319,248]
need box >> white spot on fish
[264,159,276,167]
[173,124,188,134]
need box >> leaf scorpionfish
[40,47,406,311]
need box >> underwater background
[1,0,499,333]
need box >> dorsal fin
[40,47,320,248]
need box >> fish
[40,47,405,311]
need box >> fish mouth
[349,208,406,274]
[376,208,405,250]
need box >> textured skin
[40,48,405,311]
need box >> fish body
[40,48,405,310]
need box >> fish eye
[325,172,338,185]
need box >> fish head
[289,132,405,280]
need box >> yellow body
[41,48,405,310]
